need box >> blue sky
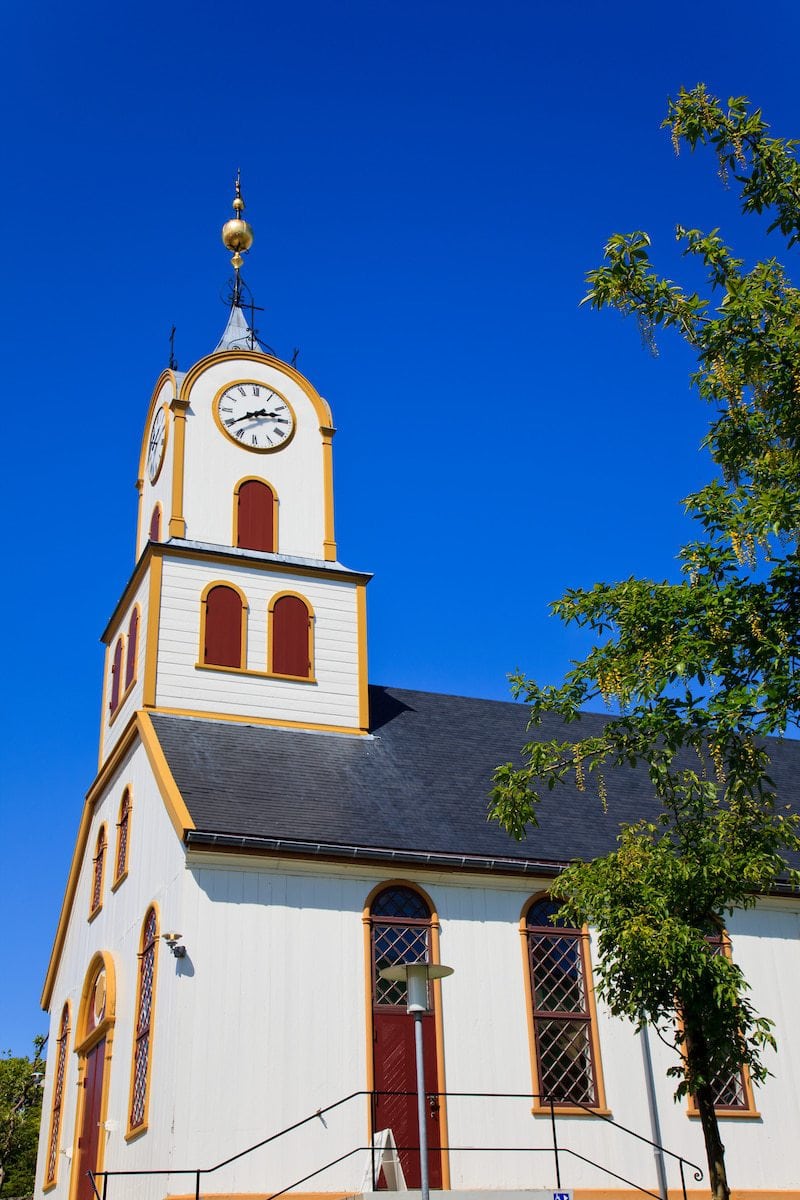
[2,0,800,1055]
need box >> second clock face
[214,381,296,452]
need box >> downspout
[639,1024,669,1200]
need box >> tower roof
[214,303,264,353]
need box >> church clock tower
[98,181,370,768]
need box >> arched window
[44,1003,70,1187]
[89,826,107,918]
[235,479,277,552]
[124,608,139,690]
[201,584,246,669]
[371,885,432,1006]
[149,504,161,542]
[129,906,158,1136]
[109,637,124,714]
[687,928,755,1114]
[524,895,602,1108]
[269,593,313,679]
[114,789,131,885]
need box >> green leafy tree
[490,85,800,1200]
[0,1039,45,1199]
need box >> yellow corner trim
[142,552,163,708]
[137,711,196,840]
[356,583,369,732]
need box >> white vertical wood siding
[133,857,800,1196]
[137,377,175,561]
[38,812,800,1199]
[156,555,361,728]
[101,571,150,763]
[35,741,188,1200]
[180,358,329,559]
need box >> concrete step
[360,1192,573,1200]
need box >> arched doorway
[70,954,116,1200]
[366,883,447,1189]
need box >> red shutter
[237,481,275,552]
[204,586,243,668]
[109,639,123,712]
[272,595,310,677]
[149,505,161,542]
[125,609,139,688]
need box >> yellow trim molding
[150,705,367,736]
[41,716,180,1011]
[356,583,369,732]
[143,552,163,708]
[137,711,196,840]
[97,642,111,772]
[321,425,337,561]
[179,349,334,427]
[232,476,279,552]
[167,541,370,586]
[169,396,189,538]
[125,902,160,1140]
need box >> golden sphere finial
[222,170,254,267]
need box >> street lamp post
[378,961,454,1200]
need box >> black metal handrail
[89,1088,704,1200]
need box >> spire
[215,304,264,353]
[217,172,263,352]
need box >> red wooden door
[75,1038,105,1200]
[373,1009,441,1188]
[370,887,442,1190]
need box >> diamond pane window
[129,907,158,1133]
[89,827,106,917]
[526,896,598,1107]
[115,789,131,883]
[45,1004,70,1185]
[371,886,431,1007]
[700,929,750,1112]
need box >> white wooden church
[35,188,800,1200]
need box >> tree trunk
[693,1082,730,1200]
[683,1019,730,1200]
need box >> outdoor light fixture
[162,932,186,958]
[379,961,453,1200]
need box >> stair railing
[89,1088,704,1200]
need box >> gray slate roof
[150,686,800,874]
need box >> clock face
[214,381,296,452]
[147,406,167,482]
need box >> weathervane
[221,170,254,307]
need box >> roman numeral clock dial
[147,405,167,482]
[213,381,296,452]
